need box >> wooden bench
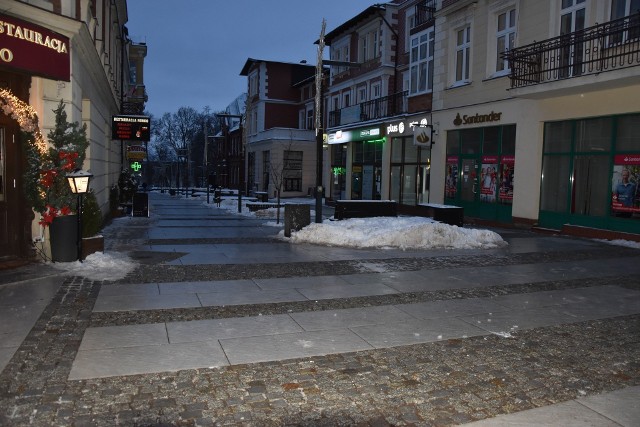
[334,200,397,220]
[418,203,464,226]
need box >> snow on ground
[210,192,505,250]
[50,251,137,281]
[46,190,638,281]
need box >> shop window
[572,155,609,216]
[615,114,640,151]
[575,118,612,152]
[544,121,573,153]
[541,155,571,212]
[283,150,303,192]
[460,128,482,154]
[483,126,500,154]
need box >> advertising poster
[611,154,640,217]
[445,156,458,198]
[480,156,498,203]
[499,155,515,203]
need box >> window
[331,42,350,75]
[610,0,640,42]
[306,108,314,130]
[409,29,435,94]
[129,61,137,84]
[359,26,380,62]
[371,83,381,99]
[455,26,471,83]
[358,86,367,103]
[496,9,516,73]
[249,72,258,97]
[283,151,303,192]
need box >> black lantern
[66,169,93,261]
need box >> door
[458,157,481,216]
[0,125,22,259]
[559,0,586,77]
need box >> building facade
[0,0,146,265]
[432,0,640,235]
[322,0,639,237]
[240,59,318,199]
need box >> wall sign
[327,126,382,144]
[453,111,502,126]
[0,14,70,81]
[386,117,429,135]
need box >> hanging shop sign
[127,144,146,160]
[327,126,383,144]
[0,14,70,81]
[112,115,151,141]
[453,111,502,126]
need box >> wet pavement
[0,191,639,426]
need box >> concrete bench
[418,203,464,226]
[334,200,397,220]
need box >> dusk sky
[126,0,378,118]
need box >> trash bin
[284,204,311,237]
[132,192,149,217]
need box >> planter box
[82,235,104,260]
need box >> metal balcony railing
[414,0,436,28]
[328,91,408,127]
[503,12,640,88]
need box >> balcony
[413,0,436,29]
[328,91,408,128]
[503,13,640,90]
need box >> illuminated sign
[112,115,151,141]
[0,14,70,81]
[130,161,142,172]
[387,117,429,135]
[127,145,146,160]
[327,126,383,144]
[453,111,502,126]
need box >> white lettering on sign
[0,20,68,53]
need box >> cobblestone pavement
[1,211,639,426]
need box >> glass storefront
[540,113,640,233]
[445,125,516,221]
[390,136,430,205]
[351,140,383,200]
[330,144,347,200]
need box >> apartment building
[240,59,318,198]
[432,0,640,235]
[323,0,639,236]
[0,0,146,264]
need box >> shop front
[443,109,516,224]
[386,116,433,212]
[327,125,385,201]
[539,113,640,234]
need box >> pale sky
[126,0,377,117]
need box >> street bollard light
[66,169,93,262]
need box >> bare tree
[269,134,299,224]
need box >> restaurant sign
[0,14,70,81]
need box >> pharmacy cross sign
[131,161,142,172]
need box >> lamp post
[66,169,93,262]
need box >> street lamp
[66,169,93,262]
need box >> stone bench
[334,200,397,220]
[418,203,464,227]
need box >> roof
[320,3,388,45]
[240,58,316,76]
